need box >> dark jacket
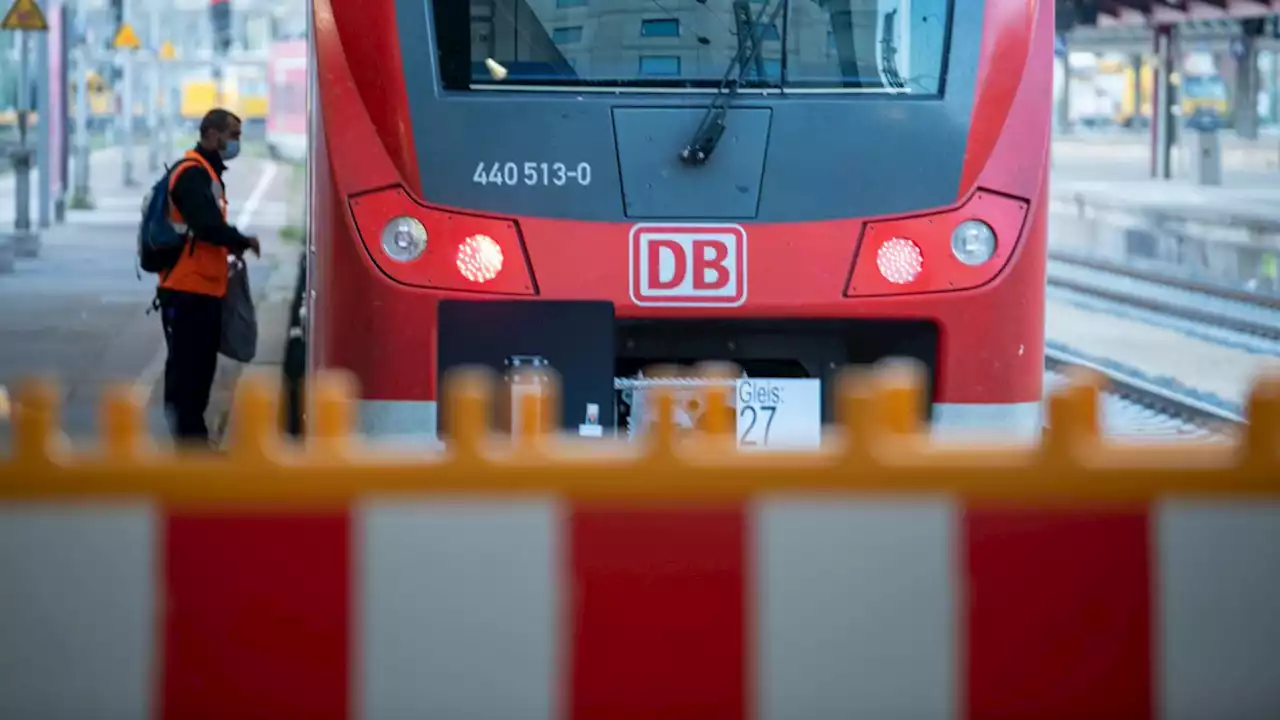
[169,144,251,253]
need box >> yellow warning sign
[113,22,140,50]
[0,0,49,31]
[158,40,175,60]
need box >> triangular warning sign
[0,0,48,31]
[158,40,176,60]
[113,23,140,50]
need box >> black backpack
[137,160,197,275]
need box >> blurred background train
[0,37,301,169]
[0,64,270,138]
[70,66,268,133]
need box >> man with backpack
[139,108,261,446]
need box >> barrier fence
[1,365,1279,719]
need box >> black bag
[220,257,258,362]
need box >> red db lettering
[691,239,730,291]
[647,239,686,291]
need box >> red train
[308,0,1051,445]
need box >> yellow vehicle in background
[179,68,267,128]
[1112,62,1228,128]
[3,68,267,136]
[1178,73,1229,119]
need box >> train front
[309,0,1052,446]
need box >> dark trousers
[159,289,223,445]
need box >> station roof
[1060,0,1280,27]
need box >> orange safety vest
[159,150,231,298]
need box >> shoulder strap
[183,150,220,183]
[156,156,208,286]
[166,157,205,194]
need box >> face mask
[220,139,241,161]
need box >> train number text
[472,161,592,188]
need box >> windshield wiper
[679,0,787,167]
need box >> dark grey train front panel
[396,0,981,224]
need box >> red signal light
[456,235,504,284]
[875,237,924,285]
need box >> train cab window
[434,0,951,93]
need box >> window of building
[787,0,951,93]
[638,55,681,77]
[552,26,583,44]
[640,18,679,38]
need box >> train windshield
[1181,75,1227,101]
[433,0,952,94]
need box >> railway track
[1046,252,1280,344]
[1044,252,1268,438]
[1044,345,1243,440]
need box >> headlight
[950,220,996,266]
[380,216,427,262]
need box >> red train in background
[266,37,307,164]
[307,0,1052,446]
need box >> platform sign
[112,22,138,50]
[735,378,822,451]
[0,0,48,31]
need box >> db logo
[629,224,747,307]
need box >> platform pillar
[1150,25,1176,180]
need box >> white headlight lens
[380,216,427,262]
[950,220,996,266]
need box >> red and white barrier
[2,497,1277,718]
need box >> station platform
[1045,138,1280,416]
[1051,129,1280,180]
[1051,132,1280,228]
[1049,134,1280,280]
[1050,133,1280,212]
[0,147,301,452]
